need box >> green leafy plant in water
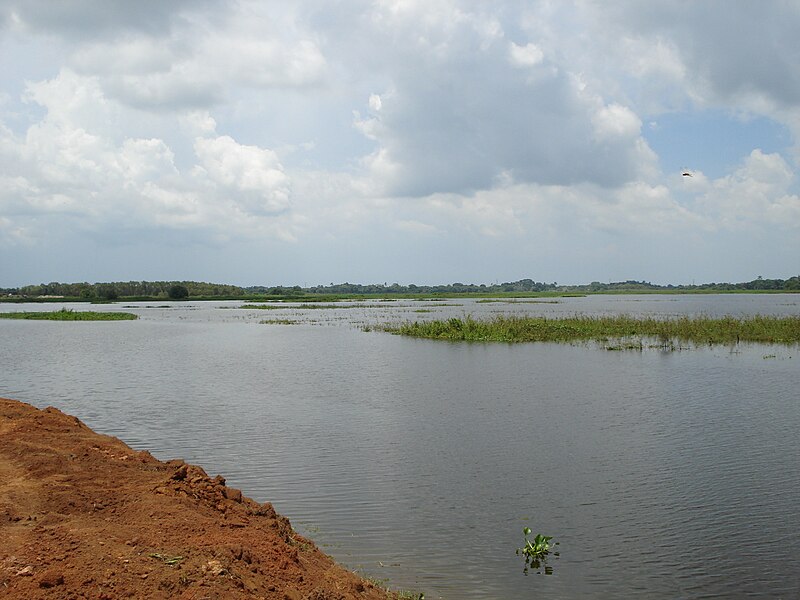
[516,527,556,575]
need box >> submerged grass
[259,318,299,325]
[383,314,800,346]
[0,308,138,321]
[476,299,560,304]
[241,303,379,310]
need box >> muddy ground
[0,398,406,600]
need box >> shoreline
[0,397,401,599]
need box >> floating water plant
[517,528,552,559]
[516,527,557,575]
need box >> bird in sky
[682,171,693,177]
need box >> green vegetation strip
[242,303,380,310]
[259,318,298,325]
[383,315,800,345]
[0,308,137,321]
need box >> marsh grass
[259,318,298,325]
[383,314,800,346]
[242,303,381,310]
[476,299,560,304]
[0,308,138,321]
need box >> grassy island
[383,315,800,346]
[0,308,138,321]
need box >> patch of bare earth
[0,398,399,600]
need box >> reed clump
[383,315,800,345]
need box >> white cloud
[548,1,800,137]
[72,38,175,76]
[118,138,178,182]
[694,150,800,230]
[1,0,799,284]
[0,0,203,40]
[194,135,290,215]
[508,42,544,68]
[23,69,113,130]
[368,94,382,112]
[179,110,217,136]
[1,2,328,114]
[0,214,30,245]
[337,5,660,196]
[0,68,297,246]
[592,103,642,140]
[394,219,439,235]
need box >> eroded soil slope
[0,398,396,600]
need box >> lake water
[1,295,799,598]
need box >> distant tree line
[248,276,800,295]
[243,276,800,295]
[576,276,800,293]
[2,275,798,299]
[3,281,245,299]
[244,279,558,295]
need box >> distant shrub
[97,286,119,301]
[168,285,189,300]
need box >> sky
[1,0,799,288]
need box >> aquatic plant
[516,528,556,575]
[241,303,380,310]
[0,308,138,321]
[517,528,552,558]
[383,314,800,346]
[476,299,560,304]
[259,318,298,325]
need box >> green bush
[168,285,189,300]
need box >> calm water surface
[1,295,799,598]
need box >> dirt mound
[0,398,399,600]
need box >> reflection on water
[521,557,554,577]
[1,295,799,599]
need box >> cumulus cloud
[86,31,326,111]
[0,67,296,246]
[335,1,659,196]
[368,94,382,112]
[592,104,642,140]
[194,135,290,215]
[693,150,800,230]
[0,0,206,40]
[1,0,798,284]
[4,1,327,112]
[599,1,800,108]
[508,42,544,68]
[533,1,800,140]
